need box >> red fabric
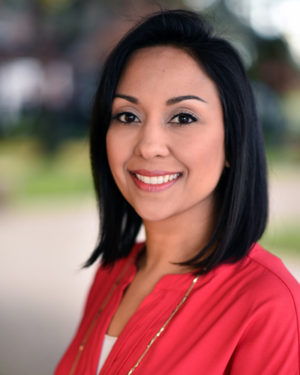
[55,243,300,375]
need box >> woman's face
[106,46,226,224]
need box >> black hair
[86,9,268,272]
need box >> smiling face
[106,46,226,224]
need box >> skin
[106,46,226,336]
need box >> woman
[55,9,300,375]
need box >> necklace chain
[127,275,199,374]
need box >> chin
[134,206,172,223]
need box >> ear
[225,160,230,168]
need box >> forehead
[120,46,202,80]
[126,45,199,69]
[115,46,220,106]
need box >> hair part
[86,9,268,272]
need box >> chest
[74,275,251,375]
[102,284,250,374]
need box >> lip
[130,169,180,177]
[129,169,183,192]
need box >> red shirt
[55,243,300,374]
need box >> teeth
[135,173,180,185]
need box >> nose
[134,121,170,159]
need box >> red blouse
[54,243,300,375]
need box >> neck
[139,204,216,275]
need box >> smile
[129,170,182,192]
[135,173,180,185]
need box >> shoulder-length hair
[86,9,268,272]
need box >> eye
[112,112,139,124]
[169,112,197,125]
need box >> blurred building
[0,0,299,148]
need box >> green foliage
[0,138,93,205]
[266,144,300,168]
[261,223,300,256]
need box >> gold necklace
[127,275,199,375]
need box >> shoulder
[206,245,300,374]
[244,243,300,304]
[201,243,300,323]
[224,243,300,330]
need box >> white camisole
[97,334,118,374]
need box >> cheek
[188,133,226,183]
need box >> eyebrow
[166,95,207,105]
[114,93,207,105]
[114,94,138,103]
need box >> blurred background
[0,0,299,374]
